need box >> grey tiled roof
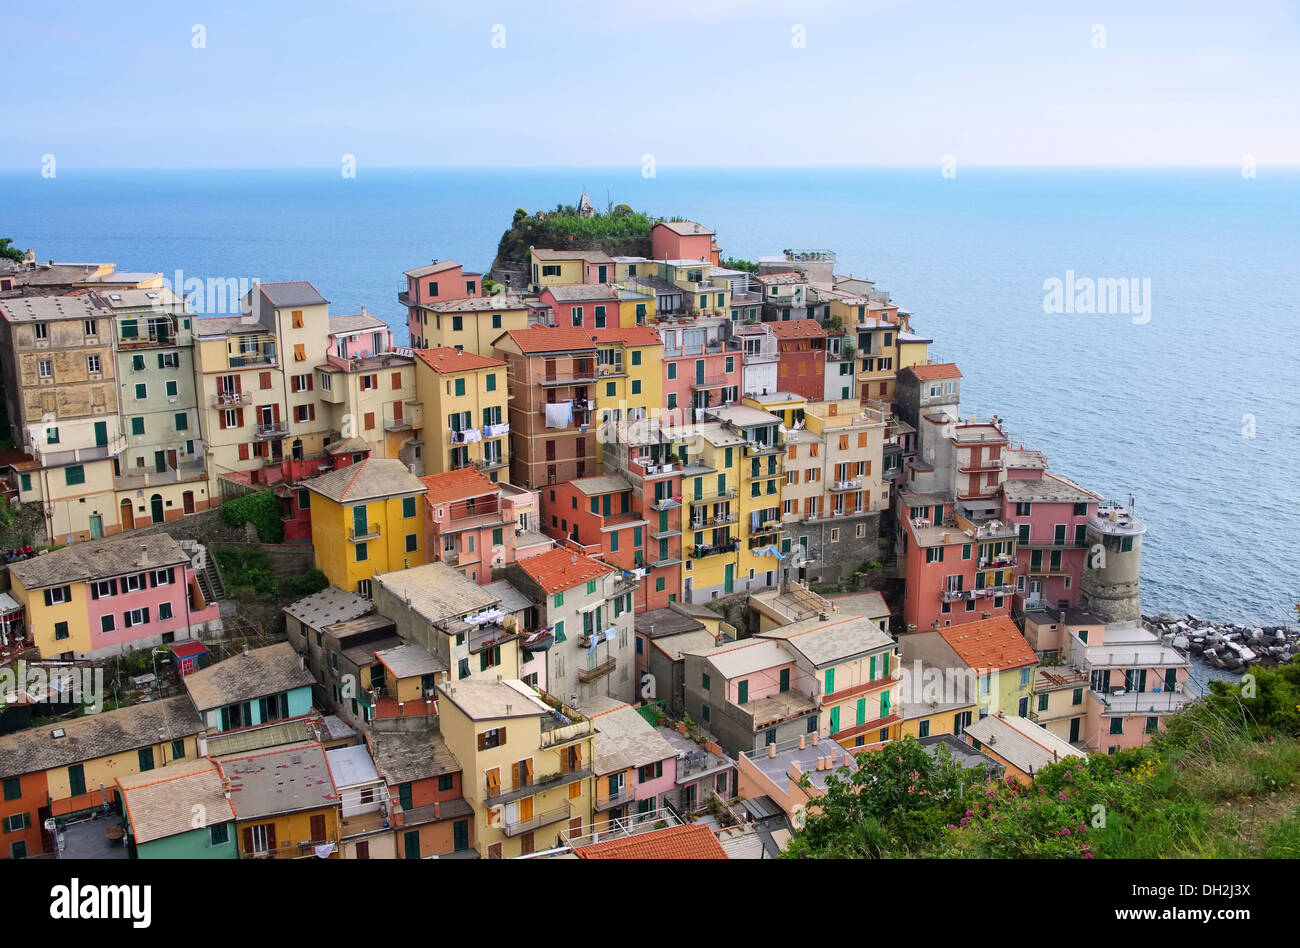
[369,731,462,786]
[10,534,190,590]
[0,696,202,779]
[300,457,425,503]
[372,561,498,626]
[258,281,328,308]
[216,741,338,820]
[182,642,316,713]
[117,759,236,844]
[0,294,108,323]
[284,586,373,630]
[586,698,678,775]
[328,313,388,335]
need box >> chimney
[768,743,776,759]
[798,735,805,750]
[434,802,441,819]
[138,543,150,567]
[241,643,250,657]
[982,611,991,619]
[811,733,819,746]
[198,736,208,757]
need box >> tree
[0,238,25,264]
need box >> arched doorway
[150,494,165,524]
[120,498,135,531]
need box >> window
[131,417,145,435]
[100,614,115,633]
[124,607,149,627]
[34,323,48,340]
[4,813,30,833]
[86,354,101,373]
[37,359,52,379]
[553,592,564,608]
[138,748,155,772]
[172,739,186,760]
[293,343,306,362]
[586,580,596,595]
[478,727,506,750]
[1020,667,1031,686]
[356,542,369,562]
[1109,717,1124,735]
[209,823,230,846]
[702,672,711,691]
[701,704,710,723]
[1145,716,1159,734]
[44,585,71,606]
[159,602,173,620]
[491,314,502,329]
[175,412,188,431]
[65,465,85,486]
[405,533,418,553]
[2,777,20,801]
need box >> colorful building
[8,534,220,660]
[400,260,483,349]
[901,615,1037,720]
[411,346,509,479]
[585,696,678,826]
[963,714,1083,784]
[369,730,474,858]
[182,642,316,734]
[217,741,341,859]
[769,320,827,401]
[436,677,596,858]
[116,758,238,859]
[421,468,536,584]
[301,457,428,596]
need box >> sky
[1,0,1297,170]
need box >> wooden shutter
[272,403,281,423]
[265,823,277,850]
[391,372,401,389]
[523,758,534,784]
[485,767,500,796]
[236,408,245,428]
[310,813,326,842]
[308,404,316,421]
[306,374,313,391]
[260,371,272,390]
[365,412,375,431]
[242,827,254,854]
[234,376,242,394]
[238,443,250,461]
[858,433,867,448]
[511,762,521,788]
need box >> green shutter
[824,668,835,694]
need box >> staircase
[181,540,227,604]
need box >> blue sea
[2,167,1296,626]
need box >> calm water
[2,167,1296,625]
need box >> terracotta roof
[518,548,614,595]
[413,346,505,374]
[939,616,1037,672]
[575,823,727,859]
[907,363,963,381]
[420,468,498,506]
[498,326,597,355]
[117,759,236,845]
[767,319,827,339]
[592,326,662,347]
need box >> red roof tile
[413,346,505,374]
[574,823,727,860]
[518,547,613,594]
[592,327,662,347]
[498,327,598,355]
[939,615,1036,671]
[907,363,963,381]
[419,469,498,506]
[767,319,827,339]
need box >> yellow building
[413,296,530,357]
[193,282,333,482]
[217,742,342,859]
[316,353,417,461]
[301,457,427,597]
[902,616,1039,721]
[660,261,730,317]
[678,420,745,601]
[412,347,510,479]
[899,698,978,740]
[615,287,656,327]
[897,328,932,372]
[802,398,889,519]
[592,327,663,455]
[437,678,595,859]
[529,249,610,291]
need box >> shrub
[281,568,329,597]
[220,491,284,543]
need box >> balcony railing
[578,657,617,683]
[594,787,634,812]
[213,391,251,406]
[690,539,739,559]
[690,511,738,529]
[349,522,381,542]
[229,350,278,368]
[829,477,863,492]
[942,585,1016,602]
[501,804,572,838]
[255,421,288,439]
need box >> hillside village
[0,202,1220,859]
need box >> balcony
[689,487,738,506]
[118,331,177,350]
[941,585,1016,603]
[349,522,381,542]
[745,440,784,457]
[690,510,738,530]
[690,375,730,390]
[596,362,625,377]
[501,804,572,838]
[228,349,278,368]
[212,391,251,407]
[594,787,634,813]
[828,477,863,493]
[578,657,617,683]
[474,456,508,472]
[114,459,205,490]
[35,437,127,468]
[690,539,739,559]
[255,421,288,439]
[977,557,1018,570]
[539,370,598,387]
[538,691,594,748]
[651,497,681,511]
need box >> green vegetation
[785,664,1300,859]
[0,501,44,550]
[214,546,326,599]
[720,256,758,273]
[493,203,663,270]
[219,490,284,543]
[0,238,24,264]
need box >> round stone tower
[1079,499,1146,623]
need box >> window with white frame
[37,360,52,379]
[87,355,101,373]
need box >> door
[723,563,734,594]
[1069,717,1081,743]
[150,494,164,524]
[166,449,178,471]
[1018,696,1029,717]
[356,840,370,860]
[88,515,102,539]
[452,819,469,852]
[94,421,107,446]
[120,498,135,531]
[182,491,195,515]
[1164,669,1177,691]
[154,451,166,474]
[779,668,790,693]
[309,814,327,843]
[404,830,420,859]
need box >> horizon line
[2,162,1298,174]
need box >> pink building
[588,699,681,822]
[328,310,398,359]
[421,468,546,584]
[537,285,621,331]
[1000,449,1102,615]
[400,260,483,348]
[658,321,742,426]
[650,221,717,264]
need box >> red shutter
[260,371,272,390]
[236,408,245,427]
[234,376,242,394]
[272,403,281,422]
[219,412,228,431]
[290,376,298,393]
[242,827,254,854]
[265,823,277,850]
[306,375,314,391]
[308,404,316,421]
[391,372,401,389]
[238,444,250,461]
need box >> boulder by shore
[1142,613,1299,671]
